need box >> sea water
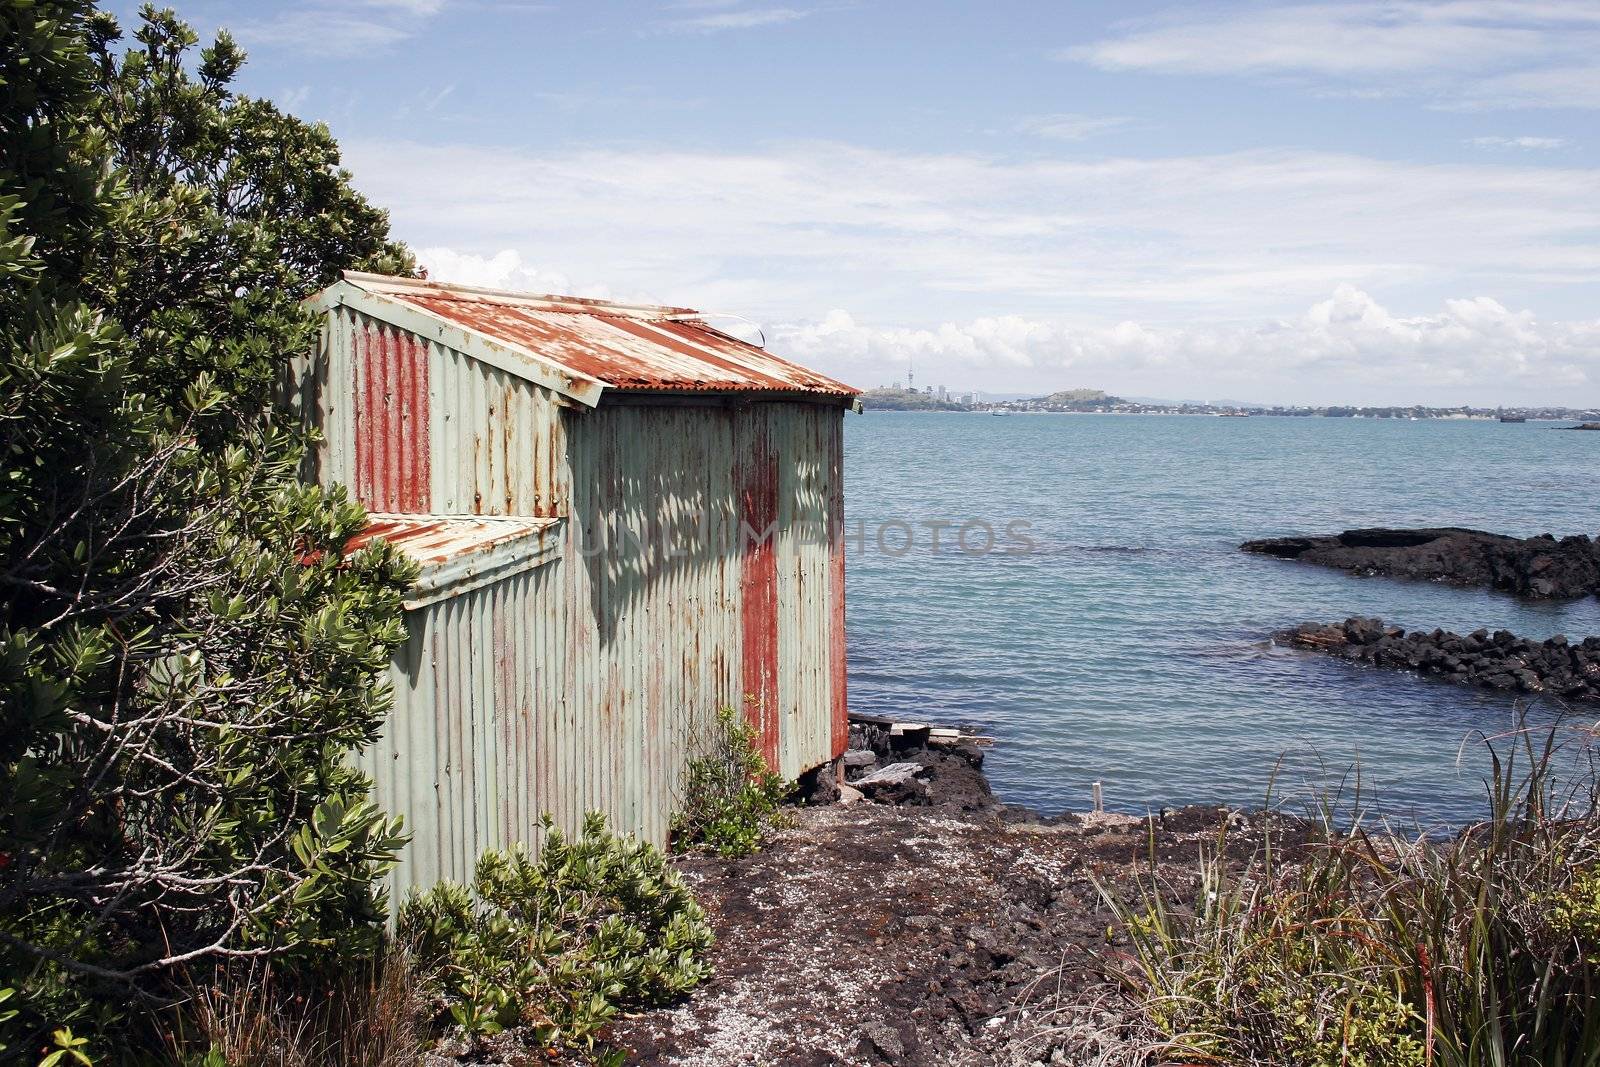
[844,413,1600,825]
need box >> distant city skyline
[107,1,1600,405]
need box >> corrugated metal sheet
[297,305,567,517]
[336,271,860,400]
[300,280,851,899]
[348,515,562,609]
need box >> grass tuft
[1024,710,1600,1067]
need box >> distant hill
[1025,388,1127,411]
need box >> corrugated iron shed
[302,271,857,896]
[312,272,859,406]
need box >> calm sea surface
[842,413,1600,825]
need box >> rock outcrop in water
[1278,617,1600,702]
[1241,527,1600,599]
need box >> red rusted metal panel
[354,325,432,512]
[738,415,782,769]
[378,284,857,398]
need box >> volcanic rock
[1242,527,1600,599]
[1278,616,1600,702]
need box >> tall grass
[167,946,424,1067]
[1047,714,1600,1067]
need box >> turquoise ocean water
[842,413,1600,825]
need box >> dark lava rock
[1242,527,1600,599]
[844,722,998,812]
[1561,422,1600,431]
[1278,616,1600,703]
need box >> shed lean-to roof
[311,271,860,409]
[346,515,563,608]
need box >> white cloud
[412,249,1600,401]
[1066,2,1600,110]
[414,248,616,302]
[234,11,413,55]
[348,138,1600,402]
[666,6,814,31]
[1016,113,1131,141]
[233,0,449,56]
[1455,64,1600,110]
[1466,135,1568,149]
[768,287,1600,403]
[347,138,1600,312]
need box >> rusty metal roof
[316,272,859,407]
[347,514,562,608]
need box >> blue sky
[111,1,1600,404]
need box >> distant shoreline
[857,408,1600,421]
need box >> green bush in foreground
[399,814,713,1060]
[1100,718,1600,1067]
[671,706,791,857]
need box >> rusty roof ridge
[661,310,767,348]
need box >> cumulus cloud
[345,138,1600,320]
[1066,2,1600,110]
[352,137,1600,402]
[767,287,1600,403]
[413,240,1600,402]
[414,248,616,302]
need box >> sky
[107,1,1600,405]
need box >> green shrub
[399,813,713,1058]
[670,706,792,857]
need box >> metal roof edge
[596,388,864,408]
[313,280,607,409]
[401,517,566,610]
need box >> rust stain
[354,326,431,512]
[345,515,550,566]
[387,287,858,397]
[738,415,781,770]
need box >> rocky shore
[1242,526,1600,598]
[1278,616,1600,702]
[609,733,1285,1067]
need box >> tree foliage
[0,0,418,1052]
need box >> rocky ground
[1278,616,1600,702]
[1241,527,1600,599]
[606,740,1290,1067]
